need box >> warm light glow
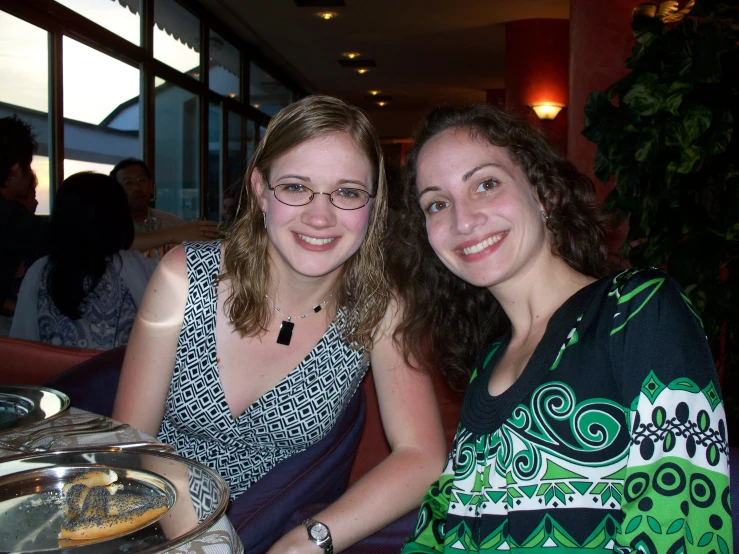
[376,101,388,107]
[356,68,370,75]
[252,103,260,108]
[317,11,338,20]
[228,93,236,98]
[342,52,361,59]
[530,102,565,120]
[367,90,381,96]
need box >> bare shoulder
[137,245,189,324]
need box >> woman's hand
[173,220,219,243]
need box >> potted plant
[582,0,738,439]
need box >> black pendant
[276,320,295,346]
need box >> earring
[263,212,267,229]
[541,211,549,221]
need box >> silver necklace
[265,294,332,346]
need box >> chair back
[0,337,98,385]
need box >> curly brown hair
[223,95,390,349]
[389,104,611,390]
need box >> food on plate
[58,468,168,541]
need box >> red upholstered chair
[0,336,99,385]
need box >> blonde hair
[222,95,389,349]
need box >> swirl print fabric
[403,268,732,553]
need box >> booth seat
[0,336,98,385]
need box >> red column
[505,19,569,153]
[567,0,639,254]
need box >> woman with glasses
[112,95,446,553]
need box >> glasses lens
[274,184,312,206]
[331,188,369,210]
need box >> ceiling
[198,0,570,137]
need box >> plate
[0,449,230,553]
[0,386,70,431]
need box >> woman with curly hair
[392,104,731,552]
[113,95,446,553]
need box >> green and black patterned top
[403,268,732,553]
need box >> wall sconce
[530,102,565,120]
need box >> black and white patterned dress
[157,241,368,500]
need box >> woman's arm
[111,245,189,437]
[130,220,219,252]
[9,257,46,341]
[610,269,733,552]
[268,299,448,553]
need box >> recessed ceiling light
[252,103,260,108]
[228,93,237,98]
[317,11,338,19]
[356,68,370,74]
[367,90,381,96]
[376,101,388,107]
[342,52,361,59]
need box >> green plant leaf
[623,74,664,116]
[593,149,613,184]
[664,81,692,115]
[709,109,733,155]
[583,91,613,143]
[683,105,712,143]
[677,145,705,174]
[634,127,660,162]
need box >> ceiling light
[367,90,381,96]
[252,103,260,108]
[356,68,370,74]
[317,11,338,19]
[530,102,565,120]
[342,52,361,59]
[228,93,237,98]
[376,101,388,107]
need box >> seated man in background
[110,158,218,260]
[0,115,48,333]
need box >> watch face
[310,522,329,541]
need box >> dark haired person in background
[0,115,48,333]
[11,172,155,349]
[392,104,731,552]
[110,158,219,260]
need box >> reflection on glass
[209,30,240,100]
[227,112,243,195]
[0,12,50,214]
[207,103,221,223]
[154,0,200,78]
[155,79,199,221]
[250,63,293,116]
[55,0,140,46]
[62,37,141,181]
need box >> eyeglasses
[266,182,375,210]
[120,176,150,187]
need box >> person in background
[391,104,732,552]
[110,158,219,260]
[11,172,155,349]
[113,95,446,553]
[0,115,48,333]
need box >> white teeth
[462,233,504,256]
[298,234,336,246]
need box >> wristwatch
[301,518,333,554]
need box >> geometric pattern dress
[403,268,732,553]
[157,241,368,500]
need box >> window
[154,0,200,79]
[55,0,140,46]
[207,102,221,222]
[62,37,140,179]
[0,11,51,214]
[154,79,199,221]
[250,63,293,116]
[209,30,240,100]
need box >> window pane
[155,79,199,221]
[0,11,51,214]
[250,63,292,116]
[55,0,140,46]
[154,0,200,78]
[226,111,243,195]
[209,30,240,100]
[63,37,141,179]
[207,102,221,223]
